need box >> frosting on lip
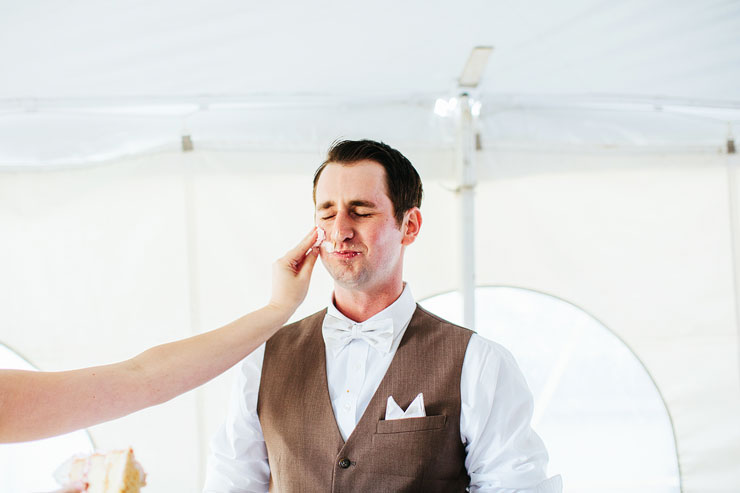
[314,228,360,255]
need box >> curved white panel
[420,286,681,493]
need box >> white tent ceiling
[1,0,739,165]
[3,0,738,99]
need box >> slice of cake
[66,448,146,493]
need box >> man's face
[314,160,405,291]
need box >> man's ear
[401,207,422,246]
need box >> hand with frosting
[268,227,320,316]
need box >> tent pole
[726,148,740,390]
[456,94,477,329]
[182,152,208,488]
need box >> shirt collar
[325,283,416,343]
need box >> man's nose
[331,211,354,243]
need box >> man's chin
[326,267,369,289]
[332,273,365,288]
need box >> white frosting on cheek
[312,227,326,248]
[313,227,336,252]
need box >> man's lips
[332,250,361,258]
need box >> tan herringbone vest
[257,305,473,492]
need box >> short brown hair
[312,139,423,225]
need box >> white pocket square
[385,393,426,420]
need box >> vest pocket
[375,414,447,434]
[369,415,449,480]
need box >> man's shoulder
[411,306,520,363]
[412,304,475,336]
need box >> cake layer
[67,448,146,493]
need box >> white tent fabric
[2,151,739,491]
[1,1,740,492]
[1,0,739,165]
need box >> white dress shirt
[204,285,562,493]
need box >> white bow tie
[322,314,395,355]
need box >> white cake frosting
[313,227,336,253]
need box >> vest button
[338,458,351,469]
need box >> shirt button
[338,458,351,469]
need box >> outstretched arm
[0,229,320,444]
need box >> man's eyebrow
[316,200,377,210]
[348,200,377,209]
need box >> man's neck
[333,280,404,323]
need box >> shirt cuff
[470,474,562,493]
[533,475,563,493]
